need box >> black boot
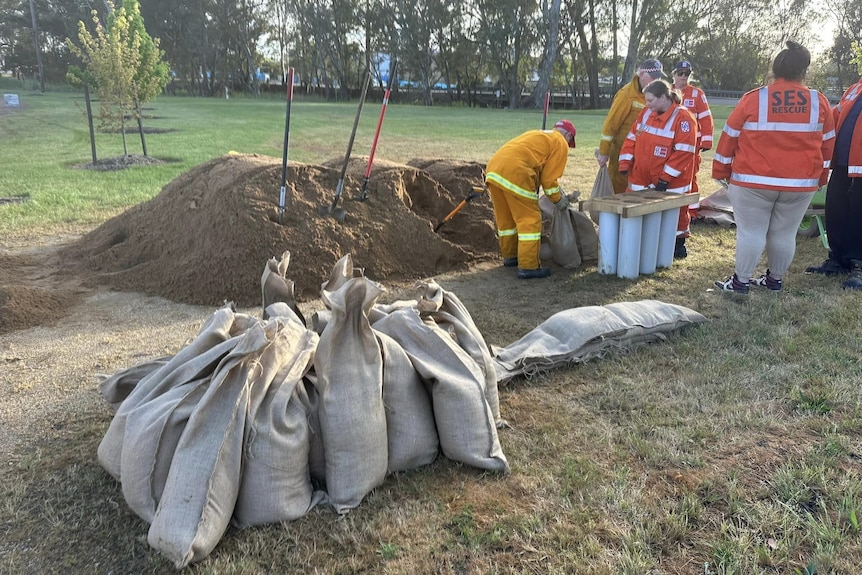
[806,256,848,275]
[517,267,551,279]
[674,237,688,259]
[843,260,862,290]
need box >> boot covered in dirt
[843,260,862,290]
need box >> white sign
[4,94,20,107]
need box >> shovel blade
[317,204,346,222]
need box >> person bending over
[485,119,576,279]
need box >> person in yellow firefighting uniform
[485,119,576,279]
[597,58,667,195]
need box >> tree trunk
[136,99,148,157]
[84,84,97,164]
[622,0,641,80]
[531,0,562,109]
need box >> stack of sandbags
[96,252,508,569]
[96,251,705,568]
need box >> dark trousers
[825,166,862,266]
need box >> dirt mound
[60,153,498,307]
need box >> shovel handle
[434,199,468,232]
[433,187,486,232]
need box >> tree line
[1,0,861,108]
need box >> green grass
[0,88,734,238]
[3,88,862,574]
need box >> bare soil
[0,154,526,463]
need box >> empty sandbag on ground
[492,300,707,384]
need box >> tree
[122,0,170,155]
[475,0,539,109]
[67,0,169,159]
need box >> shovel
[320,70,372,221]
[278,67,295,225]
[434,186,486,232]
[357,63,396,202]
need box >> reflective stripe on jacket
[712,79,836,191]
[834,81,862,177]
[618,102,698,194]
[680,85,714,149]
[485,130,569,202]
[598,76,646,157]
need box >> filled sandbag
[147,322,273,568]
[550,205,582,269]
[301,374,326,485]
[492,300,707,384]
[374,307,509,474]
[375,330,439,472]
[313,268,388,514]
[538,195,598,268]
[120,376,210,523]
[261,251,306,325]
[98,355,173,409]
[414,280,504,427]
[233,319,323,528]
[571,209,598,261]
[98,306,251,480]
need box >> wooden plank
[579,191,698,218]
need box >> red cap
[554,119,576,148]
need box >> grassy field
[2,87,862,575]
[0,84,729,238]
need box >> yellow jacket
[485,130,569,202]
[599,76,646,157]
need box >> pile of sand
[59,153,499,307]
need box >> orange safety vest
[679,84,714,150]
[712,79,836,191]
[618,102,698,194]
[834,80,862,177]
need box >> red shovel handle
[365,89,390,179]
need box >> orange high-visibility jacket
[618,102,698,194]
[712,79,836,191]
[485,130,569,202]
[834,80,862,177]
[679,84,714,150]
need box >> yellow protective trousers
[487,181,542,270]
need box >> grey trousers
[727,183,815,280]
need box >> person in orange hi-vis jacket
[485,119,576,279]
[671,60,714,220]
[618,79,698,259]
[805,76,862,289]
[597,58,667,195]
[712,40,836,295]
